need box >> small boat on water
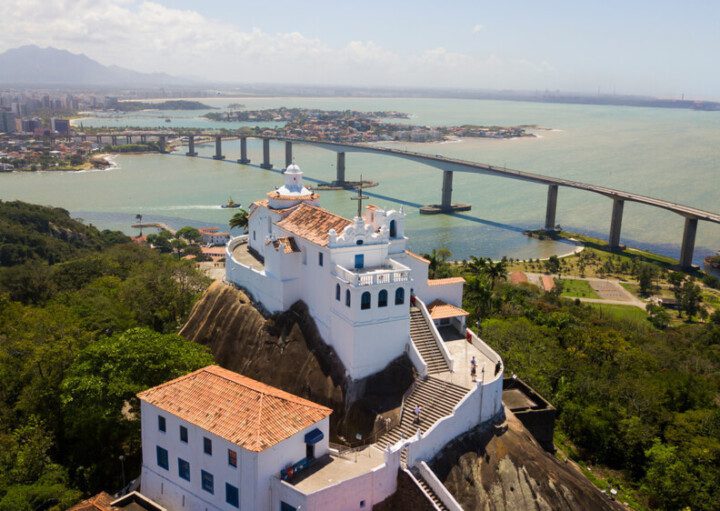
[164,118,171,123]
[221,197,241,209]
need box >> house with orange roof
[138,365,333,511]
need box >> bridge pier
[238,137,250,164]
[126,135,132,144]
[158,135,167,154]
[261,138,273,169]
[80,134,86,142]
[609,199,625,249]
[140,135,147,143]
[441,170,454,211]
[96,135,102,144]
[544,185,558,230]
[336,152,346,184]
[186,134,197,156]
[213,135,225,160]
[679,217,698,269]
[111,135,118,146]
[285,141,293,168]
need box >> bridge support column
[213,135,225,160]
[238,137,250,163]
[609,199,625,249]
[441,170,453,212]
[111,135,118,146]
[261,138,273,169]
[96,135,102,144]
[80,134,86,142]
[285,141,293,168]
[158,135,166,153]
[336,152,346,184]
[544,185,558,230]
[126,135,131,144]
[186,135,197,156]
[679,217,698,269]
[140,135,146,143]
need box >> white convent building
[226,163,469,381]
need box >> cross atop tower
[350,175,369,218]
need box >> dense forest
[0,201,213,510]
[425,251,720,510]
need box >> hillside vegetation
[0,202,213,510]
[431,253,720,510]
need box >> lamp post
[119,455,126,491]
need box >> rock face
[180,281,414,440]
[432,412,624,511]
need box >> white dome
[285,163,302,174]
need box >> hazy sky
[1,0,719,98]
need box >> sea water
[1,97,718,263]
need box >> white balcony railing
[334,260,411,287]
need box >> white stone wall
[270,446,402,511]
[140,401,329,511]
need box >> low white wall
[416,297,454,372]
[270,446,401,511]
[424,281,464,308]
[417,462,463,511]
[405,340,428,378]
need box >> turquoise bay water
[2,97,719,263]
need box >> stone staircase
[410,306,450,374]
[378,376,469,464]
[410,468,450,511]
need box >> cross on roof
[350,174,369,218]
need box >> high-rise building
[0,110,17,133]
[51,118,71,135]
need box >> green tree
[679,280,702,320]
[176,226,201,244]
[646,303,671,329]
[60,328,214,491]
[544,255,561,274]
[637,263,658,297]
[229,209,249,233]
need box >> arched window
[389,220,397,238]
[378,290,388,307]
[361,292,371,310]
[335,284,341,301]
[345,289,351,307]
[395,287,405,305]
[356,239,364,245]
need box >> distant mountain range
[0,45,189,86]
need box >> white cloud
[0,0,554,88]
[472,24,484,33]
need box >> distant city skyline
[1,0,719,99]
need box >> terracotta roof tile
[138,366,331,452]
[427,277,465,286]
[68,492,115,511]
[405,250,430,264]
[276,204,352,247]
[267,236,301,254]
[428,299,470,320]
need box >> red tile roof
[68,492,115,511]
[428,299,470,320]
[138,366,332,452]
[405,250,430,264]
[268,236,301,253]
[427,277,465,286]
[276,204,352,247]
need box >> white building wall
[140,402,329,511]
[424,282,464,308]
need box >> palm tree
[135,214,143,236]
[229,209,249,233]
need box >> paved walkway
[525,273,646,310]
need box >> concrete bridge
[55,131,719,268]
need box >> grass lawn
[559,279,600,298]
[589,303,648,322]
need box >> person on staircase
[414,404,422,425]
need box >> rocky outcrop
[180,281,414,441]
[431,412,624,511]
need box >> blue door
[354,254,364,269]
